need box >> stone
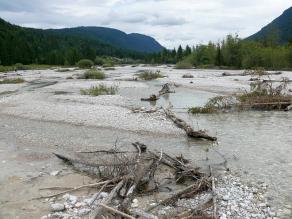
[50,203,65,212]
[50,170,61,176]
[131,199,139,208]
[222,195,229,201]
[75,202,85,208]
[78,208,91,216]
[282,208,291,215]
[220,213,227,219]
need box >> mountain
[0,18,163,65]
[49,27,164,53]
[247,7,292,44]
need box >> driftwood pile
[51,142,217,219]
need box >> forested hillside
[0,18,144,65]
[146,34,292,70]
[248,7,292,44]
[49,27,164,53]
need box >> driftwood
[141,83,175,102]
[90,179,125,219]
[141,94,159,101]
[147,177,210,212]
[99,203,135,219]
[164,109,217,141]
[159,83,175,96]
[131,208,159,219]
[53,144,214,219]
[36,180,114,199]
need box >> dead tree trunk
[164,109,217,141]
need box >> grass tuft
[0,78,25,84]
[82,69,106,80]
[137,70,163,80]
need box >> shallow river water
[119,80,292,209]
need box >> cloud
[0,0,291,48]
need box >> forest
[1,16,292,70]
[0,18,144,66]
[146,34,292,70]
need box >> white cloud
[0,0,291,48]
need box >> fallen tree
[164,108,217,141]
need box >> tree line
[0,18,144,66]
[145,34,292,70]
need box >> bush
[15,63,28,70]
[0,78,25,84]
[175,60,193,69]
[76,59,94,69]
[82,69,105,79]
[182,74,194,78]
[188,106,217,114]
[137,70,163,80]
[94,57,105,66]
[0,65,15,72]
[56,68,71,72]
[81,84,118,96]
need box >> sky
[0,0,291,48]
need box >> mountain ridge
[47,26,164,53]
[247,7,292,44]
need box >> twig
[99,203,135,219]
[131,208,159,219]
[147,177,209,212]
[89,180,112,206]
[90,179,125,219]
[35,180,115,199]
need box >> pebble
[50,203,65,212]
[131,199,139,208]
[50,170,61,176]
[78,208,91,216]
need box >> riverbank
[0,65,291,218]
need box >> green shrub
[182,74,194,78]
[82,69,105,79]
[81,84,118,96]
[0,78,25,84]
[94,57,105,66]
[76,59,94,69]
[137,70,163,80]
[0,65,15,72]
[56,68,71,72]
[15,63,28,70]
[188,106,217,114]
[175,60,193,69]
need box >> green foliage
[147,34,292,70]
[83,69,105,79]
[56,68,71,72]
[80,84,118,96]
[176,56,194,69]
[15,63,28,70]
[0,65,15,72]
[0,78,25,84]
[137,70,163,80]
[76,59,94,69]
[188,106,217,114]
[94,57,105,66]
[182,73,194,78]
[0,18,145,66]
